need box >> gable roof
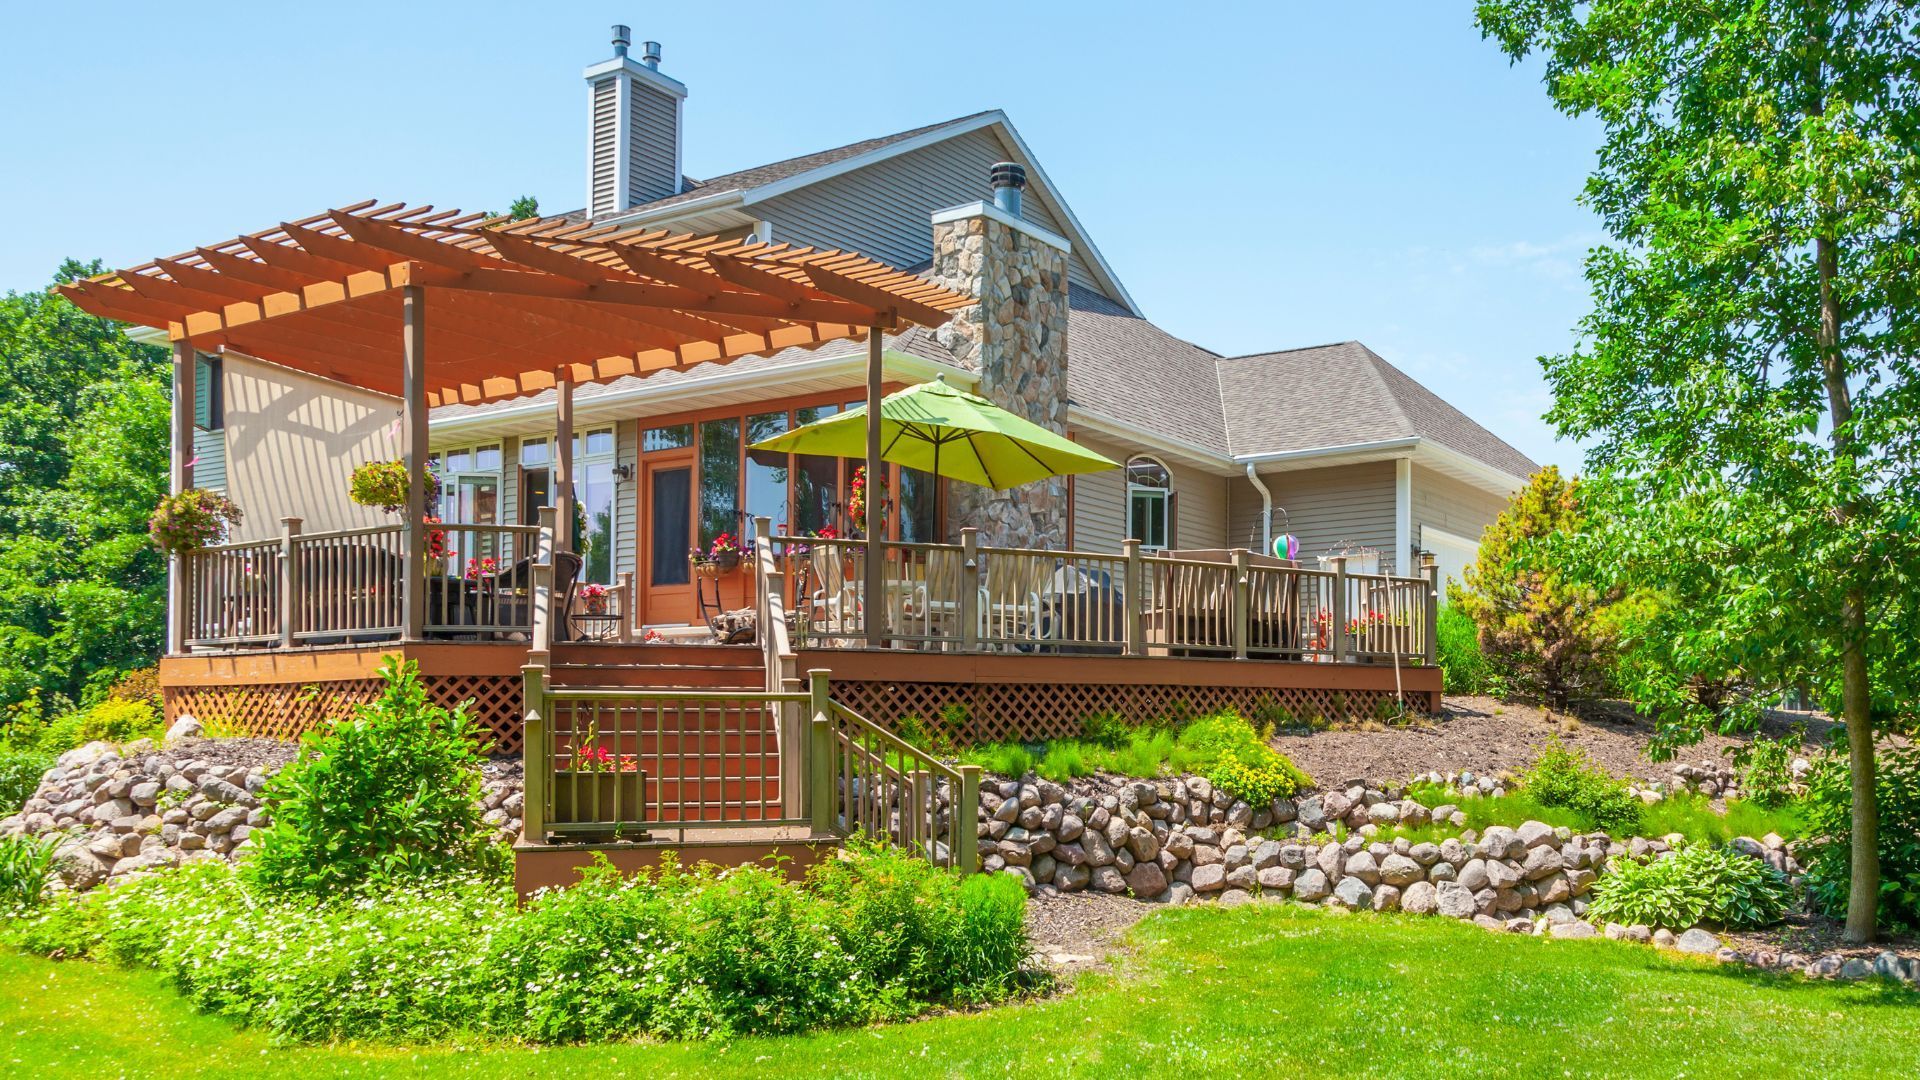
[1213,342,1539,480]
[590,110,1139,315]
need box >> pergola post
[863,325,884,648]
[401,285,428,641]
[554,371,575,554]
[167,341,196,654]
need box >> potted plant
[149,489,243,556]
[578,582,611,615]
[349,460,442,515]
[549,733,644,826]
[690,533,745,578]
[423,515,449,576]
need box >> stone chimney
[583,26,687,217]
[927,163,1071,548]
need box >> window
[1127,456,1172,551]
[744,411,789,537]
[698,417,741,547]
[575,428,617,585]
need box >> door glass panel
[448,474,500,568]
[521,468,550,526]
[581,460,615,584]
[794,405,841,534]
[899,466,937,542]
[699,417,741,548]
[649,466,692,587]
[745,411,789,536]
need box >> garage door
[1421,526,1481,605]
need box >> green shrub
[1802,745,1920,935]
[1080,709,1132,746]
[7,846,1031,1045]
[1587,844,1793,930]
[0,833,61,912]
[1179,712,1310,805]
[0,747,54,812]
[247,656,495,896]
[1521,738,1643,835]
[1731,730,1800,810]
[1437,605,1492,695]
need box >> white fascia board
[1409,440,1531,496]
[581,56,688,99]
[428,350,977,438]
[1234,437,1422,467]
[126,325,169,345]
[1066,405,1236,474]
[593,188,748,227]
[930,201,1070,251]
[989,117,1141,316]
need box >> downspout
[1245,462,1273,554]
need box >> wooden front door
[640,454,695,625]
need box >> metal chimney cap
[989,161,1027,191]
[642,41,663,69]
[611,25,631,56]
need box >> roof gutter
[1232,437,1421,467]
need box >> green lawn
[3,904,1914,1079]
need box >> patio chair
[472,551,583,640]
[898,547,967,648]
[979,555,1049,650]
[805,545,861,641]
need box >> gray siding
[193,429,226,495]
[754,128,1108,296]
[628,86,679,205]
[1071,431,1227,553]
[614,419,639,579]
[589,77,618,218]
[1411,464,1508,549]
[1228,461,1400,572]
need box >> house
[184,32,1532,629]
[63,28,1519,878]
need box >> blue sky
[1,2,1602,470]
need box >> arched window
[1126,455,1172,550]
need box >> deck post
[959,528,980,651]
[553,372,575,553]
[530,505,557,665]
[167,341,196,655]
[617,571,634,642]
[1329,555,1349,664]
[520,664,548,846]
[278,517,302,649]
[1421,551,1440,668]
[807,669,834,835]
[1231,547,1251,660]
[954,764,981,873]
[1122,539,1144,657]
[863,325,885,648]
[400,285,428,642]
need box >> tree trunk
[1817,231,1880,943]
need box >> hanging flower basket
[149,489,243,556]
[349,460,443,515]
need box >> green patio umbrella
[748,376,1120,490]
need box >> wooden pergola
[61,200,973,646]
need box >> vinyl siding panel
[193,429,226,495]
[1228,461,1400,572]
[1411,464,1508,549]
[754,129,1108,296]
[614,419,639,579]
[1071,431,1227,553]
[628,87,679,205]
[589,77,619,217]
[219,354,402,542]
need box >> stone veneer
[926,204,1071,549]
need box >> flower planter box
[549,770,646,825]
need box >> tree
[0,265,168,709]
[1456,467,1619,710]
[1477,0,1920,940]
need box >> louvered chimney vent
[584,29,687,217]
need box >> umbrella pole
[864,326,884,647]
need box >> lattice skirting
[164,675,524,753]
[827,679,1428,745]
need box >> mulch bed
[1024,893,1157,973]
[1723,913,1920,966]
[1270,695,1836,790]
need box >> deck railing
[774,530,1438,665]
[178,517,551,650]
